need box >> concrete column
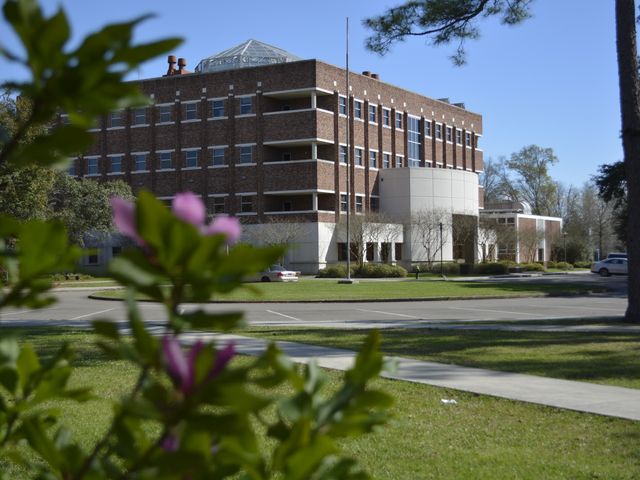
[311,92,317,109]
[390,242,397,263]
[311,141,317,160]
[312,192,318,211]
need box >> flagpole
[345,16,352,282]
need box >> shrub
[317,264,349,278]
[520,262,545,272]
[416,262,460,275]
[546,261,558,269]
[50,272,95,281]
[354,263,407,278]
[473,262,509,275]
[555,261,574,270]
[573,261,592,269]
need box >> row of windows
[102,98,255,128]
[337,242,403,262]
[76,146,254,174]
[339,146,406,169]
[339,194,379,213]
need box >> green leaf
[180,310,244,332]
[92,320,120,340]
[16,342,40,392]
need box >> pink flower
[162,336,235,395]
[161,434,179,452]
[172,192,206,227]
[203,216,242,245]
[110,197,145,246]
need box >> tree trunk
[615,0,640,322]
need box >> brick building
[70,40,488,273]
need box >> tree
[478,216,498,262]
[49,174,134,246]
[502,145,559,216]
[364,0,640,322]
[410,207,450,267]
[594,160,627,244]
[244,217,307,265]
[479,156,507,204]
[338,211,396,266]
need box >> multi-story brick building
[70,40,488,273]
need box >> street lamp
[439,222,444,277]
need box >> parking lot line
[70,308,116,321]
[356,308,422,319]
[447,306,547,317]
[266,310,301,321]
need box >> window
[282,152,291,161]
[394,243,403,260]
[241,196,254,213]
[68,161,76,176]
[159,152,173,170]
[456,129,462,145]
[355,196,363,212]
[340,194,348,212]
[338,242,348,261]
[354,100,362,119]
[369,150,378,168]
[383,153,390,169]
[339,145,347,164]
[183,103,198,121]
[339,96,347,115]
[383,108,390,126]
[425,121,432,137]
[395,112,403,129]
[133,108,146,125]
[239,146,252,164]
[446,126,452,142]
[212,197,225,214]
[370,197,379,212]
[466,132,472,147]
[109,112,122,128]
[366,243,375,262]
[109,155,122,174]
[211,147,225,166]
[185,150,199,168]
[211,99,224,118]
[354,148,363,166]
[435,123,442,139]
[158,105,172,123]
[408,117,421,168]
[396,155,403,168]
[112,246,122,257]
[86,158,98,175]
[239,97,253,114]
[133,153,147,171]
[87,253,99,265]
[369,104,377,123]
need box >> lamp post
[439,222,444,277]
[563,231,568,264]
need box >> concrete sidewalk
[181,332,640,422]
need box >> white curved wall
[379,167,479,217]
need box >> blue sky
[2,1,621,187]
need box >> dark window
[340,194,347,212]
[466,132,472,147]
[112,246,122,257]
[158,105,172,123]
[354,100,362,119]
[87,158,98,175]
[282,152,292,161]
[133,108,146,125]
[366,243,374,261]
[456,129,462,145]
[383,153,390,169]
[239,97,253,114]
[355,196,363,213]
[369,105,377,123]
[425,121,432,137]
[87,253,99,265]
[159,152,173,170]
[446,126,452,142]
[338,242,347,261]
[109,112,122,128]
[212,197,225,214]
[109,156,122,174]
[133,154,147,171]
[383,109,390,126]
[370,197,379,212]
[211,100,225,118]
[395,112,403,129]
[241,196,254,213]
[185,150,199,168]
[435,124,442,139]
[339,96,347,115]
[183,103,198,120]
[283,201,292,211]
[211,148,225,166]
[239,146,252,164]
[355,148,363,166]
[339,145,347,164]
[394,243,403,261]
[369,150,377,168]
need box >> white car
[250,265,299,282]
[591,258,628,276]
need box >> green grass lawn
[2,327,640,479]
[239,326,640,389]
[92,278,602,302]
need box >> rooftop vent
[362,71,371,77]
[453,102,466,109]
[164,55,190,76]
[437,97,450,104]
[371,73,380,80]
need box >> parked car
[591,258,628,276]
[606,252,628,259]
[248,265,300,282]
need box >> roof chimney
[453,102,466,109]
[437,97,450,104]
[362,70,371,77]
[177,58,189,74]
[165,55,177,76]
[371,73,380,80]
